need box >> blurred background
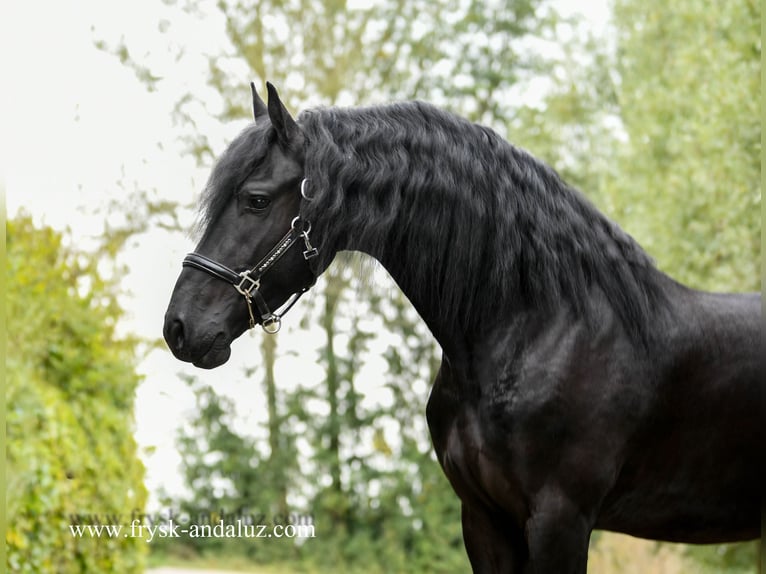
[3,0,761,572]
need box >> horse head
[163,83,317,368]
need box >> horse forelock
[195,122,273,240]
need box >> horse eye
[246,195,271,211]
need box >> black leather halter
[182,198,318,334]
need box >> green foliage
[6,214,147,573]
[606,0,761,292]
[157,0,554,163]
[299,263,469,573]
[504,0,760,295]
[683,542,761,574]
[158,367,303,563]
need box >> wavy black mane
[296,102,668,340]
[196,101,668,341]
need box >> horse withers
[164,83,761,573]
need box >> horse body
[594,289,760,542]
[372,222,759,571]
[164,84,761,573]
[429,290,758,571]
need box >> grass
[147,551,316,574]
[147,534,758,573]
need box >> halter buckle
[235,271,260,298]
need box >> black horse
[164,83,760,573]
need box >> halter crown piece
[182,178,318,334]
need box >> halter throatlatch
[182,179,318,334]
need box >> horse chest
[426,344,632,521]
[426,366,535,518]
[434,407,528,518]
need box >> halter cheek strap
[182,185,319,333]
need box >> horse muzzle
[162,313,234,369]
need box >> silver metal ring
[262,316,281,334]
[291,216,311,234]
[300,178,312,201]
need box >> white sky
[3,0,609,507]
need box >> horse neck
[307,132,522,352]
[303,107,666,357]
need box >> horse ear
[250,82,268,122]
[266,81,299,145]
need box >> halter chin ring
[182,179,319,334]
[261,316,281,334]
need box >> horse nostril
[166,318,185,352]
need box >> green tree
[108,0,554,160]
[6,214,147,573]
[607,0,760,293]
[280,260,469,572]
[370,285,469,573]
[166,373,301,563]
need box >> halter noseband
[182,179,318,334]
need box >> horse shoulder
[427,306,648,520]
